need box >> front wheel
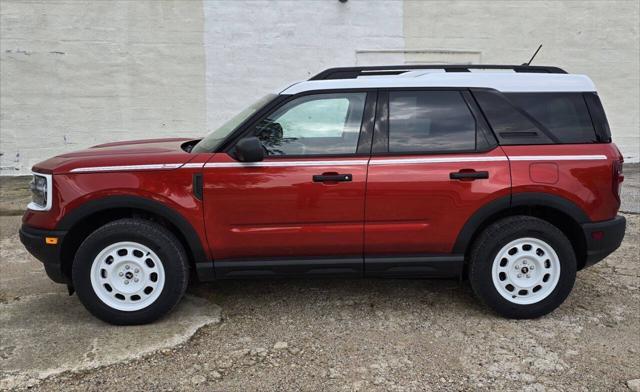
[72,219,189,325]
[468,216,576,319]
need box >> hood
[33,138,197,174]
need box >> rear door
[203,91,376,277]
[364,89,511,277]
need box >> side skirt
[214,257,362,279]
[364,255,464,278]
[204,254,464,280]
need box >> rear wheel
[72,219,189,325]
[468,216,576,318]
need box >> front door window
[252,93,367,156]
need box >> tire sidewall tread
[72,218,189,325]
[468,216,577,319]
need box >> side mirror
[235,137,265,162]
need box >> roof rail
[309,64,567,80]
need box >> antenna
[523,44,543,66]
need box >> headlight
[27,173,52,211]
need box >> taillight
[612,160,624,201]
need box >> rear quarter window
[505,93,597,143]
[473,90,602,145]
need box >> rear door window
[388,91,477,153]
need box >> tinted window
[253,93,366,156]
[506,93,597,143]
[583,92,611,142]
[388,91,476,153]
[473,90,554,145]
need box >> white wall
[0,0,638,175]
[202,0,404,133]
[404,0,640,161]
[0,0,207,174]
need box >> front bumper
[19,224,68,283]
[581,215,626,268]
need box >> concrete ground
[0,166,638,391]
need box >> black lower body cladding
[581,215,626,267]
[19,225,68,283]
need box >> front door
[203,91,376,278]
[364,89,511,277]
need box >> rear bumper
[19,224,68,283]
[581,215,626,268]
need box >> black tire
[468,216,576,319]
[72,218,189,325]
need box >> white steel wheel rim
[90,241,165,312]
[491,237,561,305]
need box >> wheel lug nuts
[517,274,522,278]
[526,274,530,278]
[523,260,528,265]
[119,272,124,277]
[125,265,130,270]
[134,268,139,273]
[515,265,520,269]
[134,278,139,283]
[530,266,535,270]
[124,280,129,285]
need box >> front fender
[56,194,210,269]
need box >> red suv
[20,65,626,324]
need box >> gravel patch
[1,166,638,391]
[0,214,634,391]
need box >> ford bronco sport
[20,65,626,325]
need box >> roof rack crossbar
[309,64,567,80]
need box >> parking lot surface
[0,167,638,391]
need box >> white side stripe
[508,155,607,161]
[182,162,205,169]
[204,160,369,168]
[70,163,182,173]
[370,156,508,165]
[370,155,608,165]
[69,155,608,173]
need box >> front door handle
[313,173,352,182]
[450,170,489,180]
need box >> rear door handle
[313,173,352,182]
[449,170,489,180]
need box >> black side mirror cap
[235,137,265,162]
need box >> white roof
[280,72,596,95]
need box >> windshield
[192,94,276,153]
